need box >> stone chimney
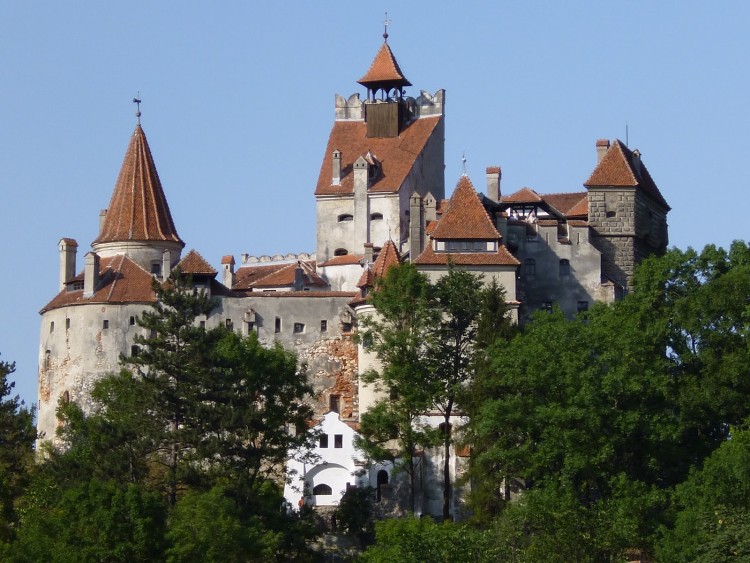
[161,249,172,280]
[83,252,100,298]
[486,166,502,202]
[424,192,437,222]
[353,156,369,246]
[98,209,107,233]
[596,139,610,163]
[59,238,78,291]
[293,262,305,291]
[221,255,235,288]
[409,192,423,262]
[332,149,342,185]
[363,243,374,265]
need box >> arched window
[524,259,536,280]
[334,248,348,256]
[559,259,570,277]
[337,214,353,222]
[376,470,389,502]
[313,483,332,495]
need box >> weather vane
[462,152,467,175]
[133,92,142,125]
[383,12,391,42]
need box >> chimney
[424,193,437,222]
[83,252,100,298]
[486,166,502,202]
[332,149,342,185]
[59,238,78,291]
[221,255,235,288]
[99,209,107,233]
[632,149,642,176]
[293,262,305,291]
[596,139,610,163]
[161,249,171,280]
[363,243,374,265]
[409,192,423,262]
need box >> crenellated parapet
[412,89,445,117]
[334,93,364,120]
[240,252,315,265]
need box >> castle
[37,37,669,517]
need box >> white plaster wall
[318,263,365,292]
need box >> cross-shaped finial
[133,92,142,125]
[383,12,391,42]
[462,152,467,175]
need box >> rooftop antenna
[133,93,142,125]
[625,122,629,147]
[383,12,391,42]
[462,152,467,176]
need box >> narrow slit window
[275,317,281,333]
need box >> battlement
[334,89,445,121]
[240,252,315,265]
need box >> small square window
[342,322,352,333]
[334,434,343,448]
[102,319,109,330]
[129,316,136,326]
[319,434,329,448]
[199,320,206,329]
[293,322,305,334]
[320,320,327,332]
[150,262,161,275]
[131,345,140,357]
[225,319,233,329]
[329,395,340,414]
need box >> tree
[430,266,483,520]
[0,355,36,544]
[356,263,440,514]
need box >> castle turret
[92,124,184,272]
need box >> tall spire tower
[92,106,184,271]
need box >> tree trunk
[442,398,453,521]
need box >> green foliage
[357,263,441,513]
[335,486,376,547]
[0,355,36,544]
[165,487,276,563]
[360,517,498,562]
[8,479,166,562]
[657,426,750,562]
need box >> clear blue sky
[2,2,748,410]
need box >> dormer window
[444,240,489,252]
[337,214,353,222]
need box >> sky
[1,2,749,410]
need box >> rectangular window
[319,434,329,448]
[225,318,233,329]
[129,316,136,326]
[334,434,343,448]
[329,395,340,414]
[50,321,54,333]
[293,322,305,334]
[342,322,352,333]
[131,345,140,357]
[246,321,255,334]
[65,318,71,330]
[320,320,327,332]
[102,319,109,330]
[199,320,206,329]
[275,317,281,333]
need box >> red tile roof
[318,254,364,267]
[41,255,157,312]
[233,264,288,290]
[414,245,520,267]
[177,249,217,276]
[543,192,588,216]
[315,117,441,196]
[585,139,670,209]
[565,196,589,218]
[357,239,401,287]
[431,176,501,240]
[93,125,183,246]
[502,187,543,204]
[251,261,327,289]
[357,42,412,88]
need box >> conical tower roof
[94,125,183,246]
[357,42,412,91]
